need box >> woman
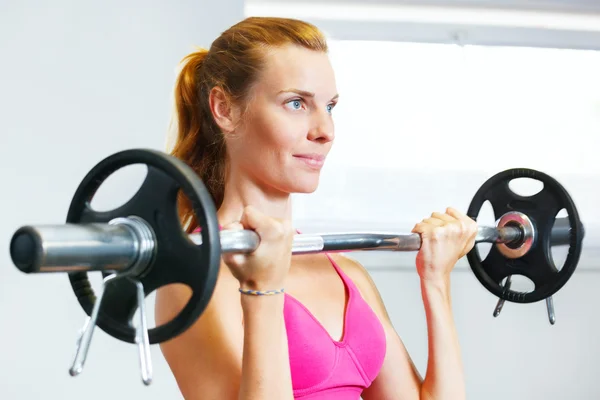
[155,16,477,400]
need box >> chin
[272,167,323,194]
[276,175,320,194]
[294,185,319,194]
[290,179,321,194]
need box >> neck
[217,170,293,226]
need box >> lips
[293,154,326,169]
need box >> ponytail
[170,49,227,233]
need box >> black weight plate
[467,168,584,303]
[67,149,221,344]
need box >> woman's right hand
[221,206,294,291]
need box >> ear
[209,86,239,133]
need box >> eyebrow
[279,88,339,101]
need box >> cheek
[251,109,306,156]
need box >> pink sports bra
[284,253,387,399]
[194,226,387,398]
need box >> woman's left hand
[411,207,479,282]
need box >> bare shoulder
[155,260,242,333]
[154,262,244,399]
[329,253,368,282]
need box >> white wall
[0,1,243,399]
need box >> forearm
[420,277,466,400]
[238,294,294,400]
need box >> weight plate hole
[475,200,495,260]
[502,274,535,293]
[176,189,203,241]
[89,164,148,212]
[550,208,569,272]
[556,208,568,218]
[508,177,544,197]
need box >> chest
[284,255,349,342]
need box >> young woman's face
[227,44,338,195]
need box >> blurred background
[1,0,598,399]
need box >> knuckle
[448,223,462,237]
[431,226,445,240]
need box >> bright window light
[324,40,600,175]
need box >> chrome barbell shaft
[10,217,572,275]
[189,216,575,252]
[195,223,521,254]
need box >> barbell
[8,148,585,385]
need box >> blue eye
[286,99,303,110]
[326,104,334,114]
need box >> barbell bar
[9,216,573,275]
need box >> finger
[411,222,426,234]
[241,206,285,240]
[446,207,471,222]
[411,223,431,249]
[222,221,244,231]
[431,211,455,223]
[240,205,266,231]
[421,217,445,226]
[222,251,248,264]
[412,221,436,234]
[447,207,479,237]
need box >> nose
[307,109,335,143]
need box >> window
[325,40,600,174]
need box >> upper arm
[331,254,423,400]
[154,264,244,400]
